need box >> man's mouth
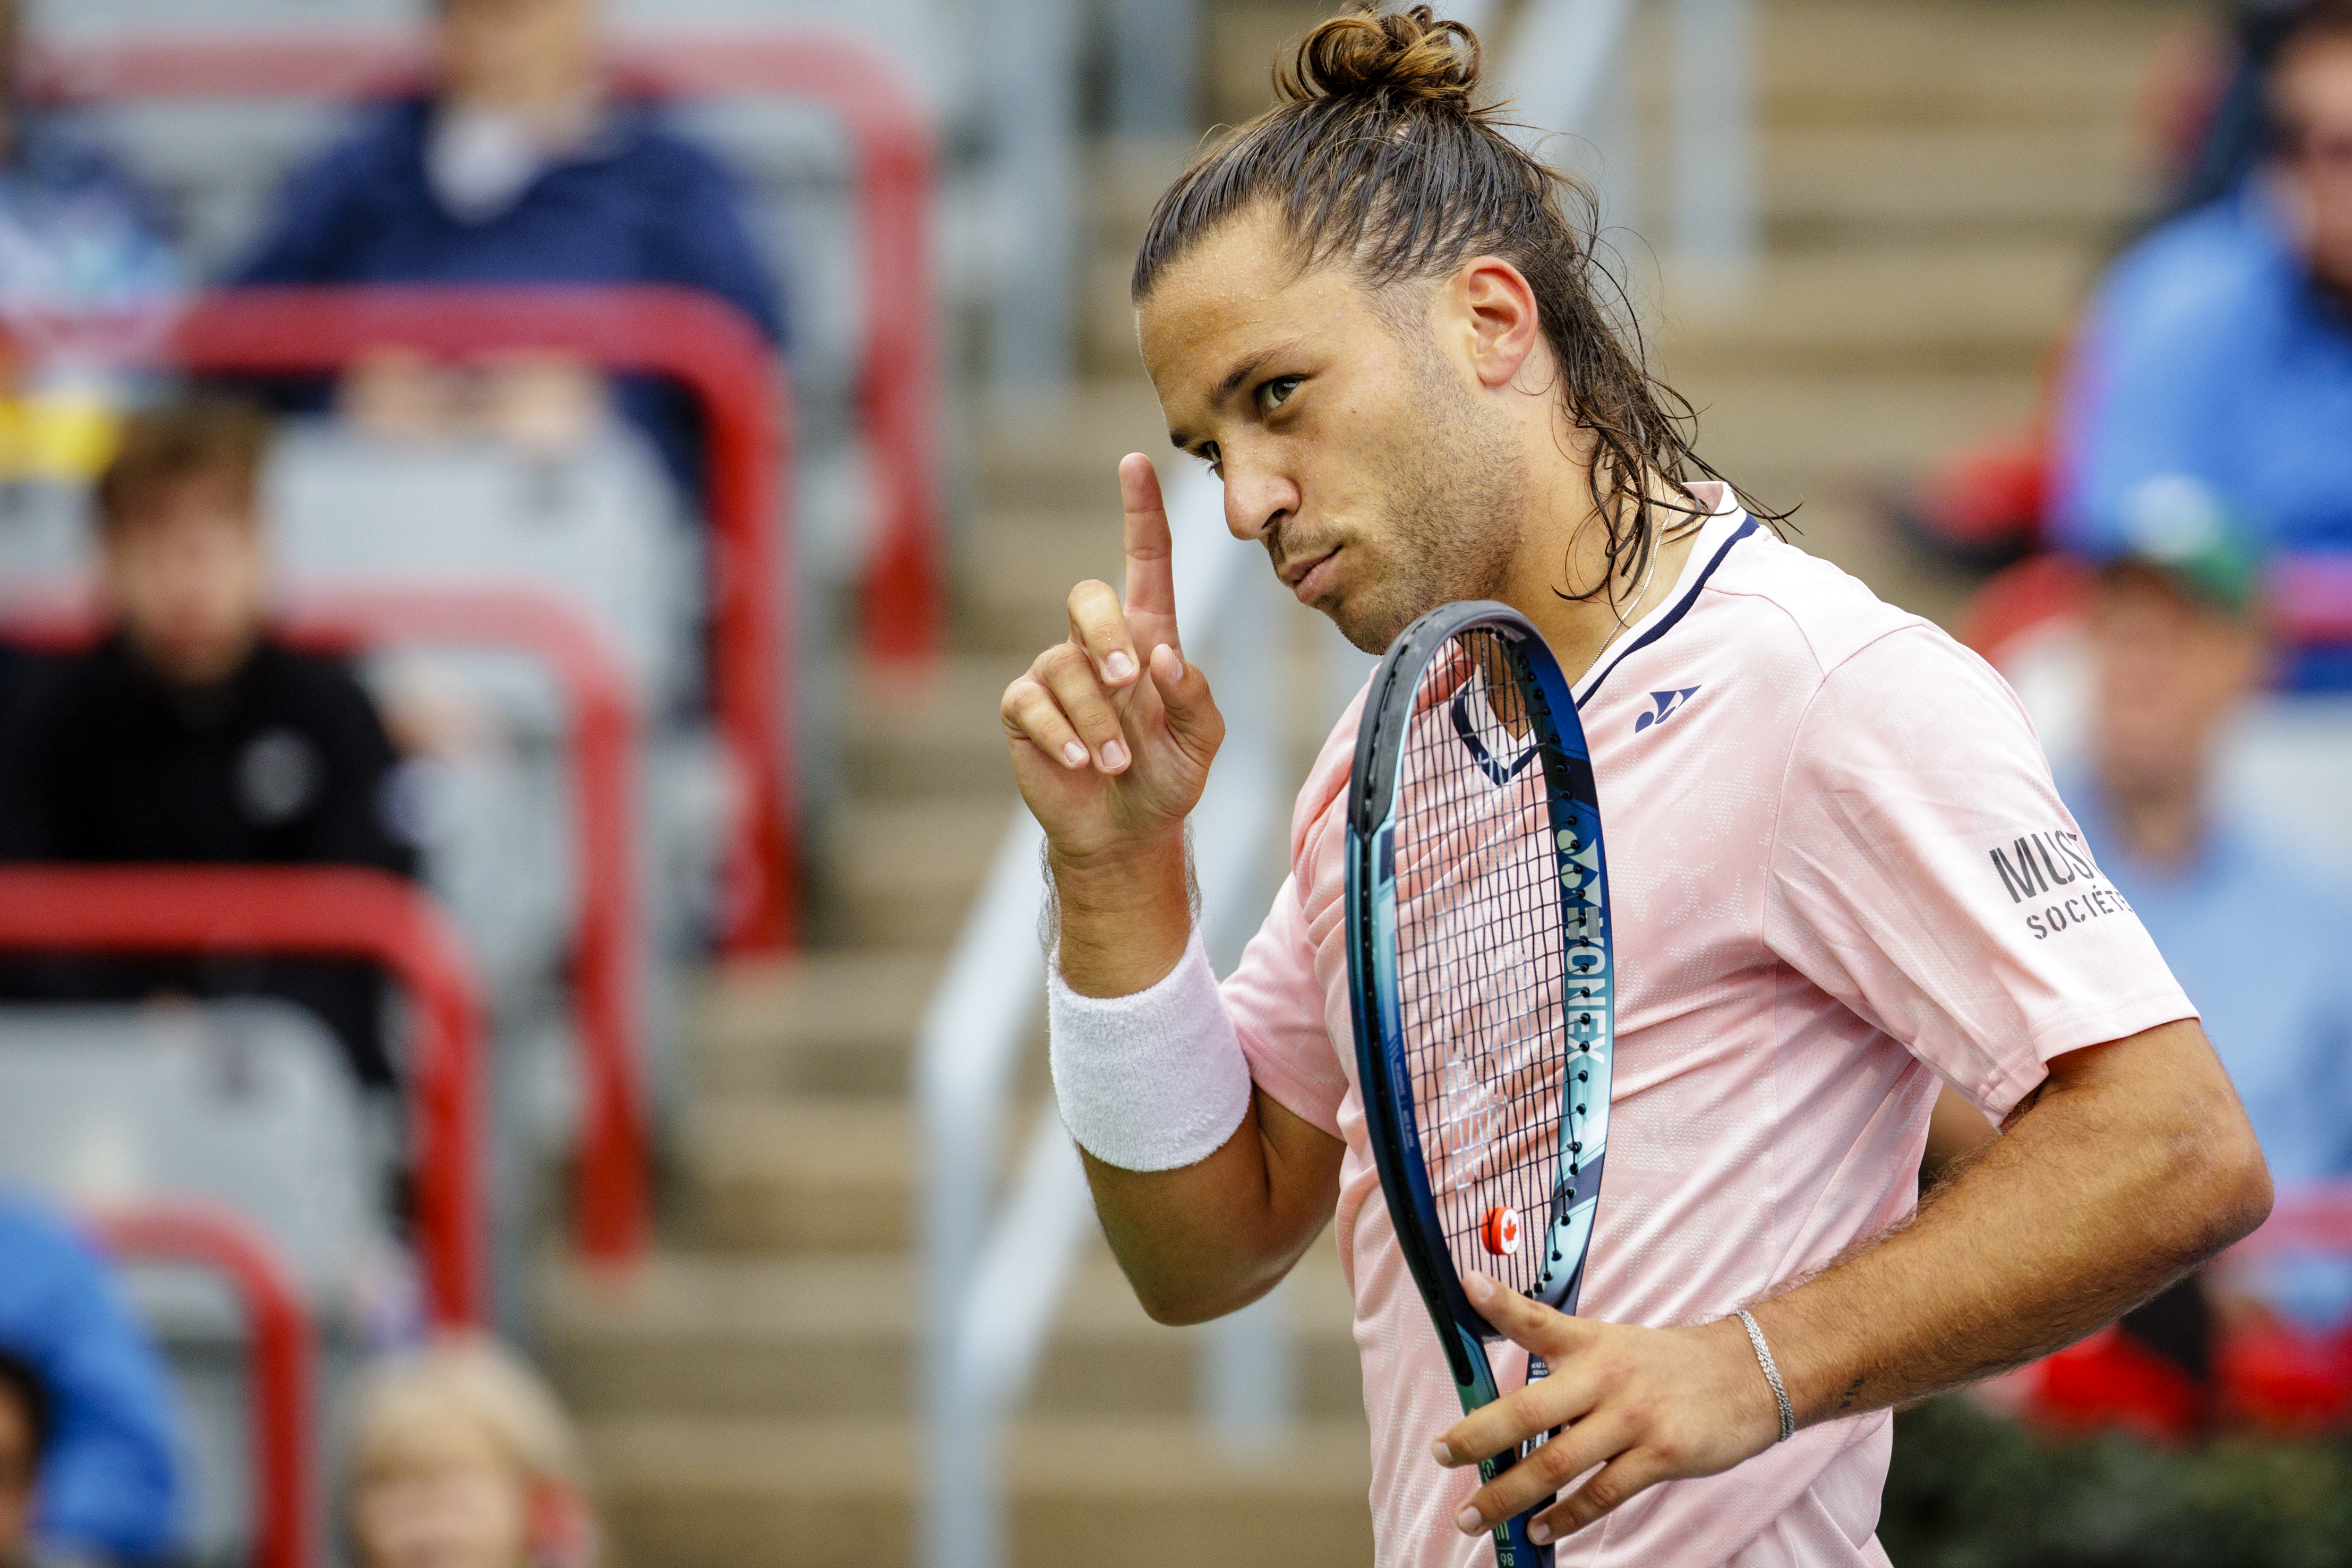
[1280,545,1340,605]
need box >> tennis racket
[1344,601,1617,1568]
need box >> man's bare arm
[1760,1018,2269,1422]
[1004,456,1345,1325]
[1437,1017,2272,1544]
[1051,832,1347,1324]
[1084,1089,1345,1324]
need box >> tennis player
[998,9,2273,1563]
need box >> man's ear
[1455,256,1543,391]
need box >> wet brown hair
[93,397,272,535]
[1132,5,1778,602]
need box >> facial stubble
[1327,333,1528,654]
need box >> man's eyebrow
[1167,340,1305,451]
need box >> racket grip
[1476,1447,1557,1568]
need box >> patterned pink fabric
[1218,485,2195,1567]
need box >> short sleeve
[1221,873,1348,1139]
[1765,626,2196,1119]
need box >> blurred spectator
[0,1197,182,1565]
[2164,0,2321,216]
[232,0,784,499]
[0,0,182,481]
[1932,511,2352,1417]
[2054,0,2352,687]
[346,1335,596,1568]
[0,398,420,1093]
[2063,517,2352,1334]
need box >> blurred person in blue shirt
[2067,510,2352,1333]
[0,1198,181,1566]
[2054,0,2352,686]
[231,0,785,501]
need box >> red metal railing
[89,1200,316,1568]
[0,867,485,1325]
[162,284,797,954]
[25,25,945,666]
[0,586,647,1265]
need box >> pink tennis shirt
[1216,484,2196,1566]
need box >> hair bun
[1281,5,1481,110]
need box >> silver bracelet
[1734,1309,1795,1444]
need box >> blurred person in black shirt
[0,398,419,1093]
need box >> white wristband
[1048,924,1253,1172]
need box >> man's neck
[1507,469,1711,685]
[442,36,601,144]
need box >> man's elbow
[2181,1109,2273,1257]
[1130,1272,1271,1328]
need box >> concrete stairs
[545,374,1373,1566]
[540,2,2185,1563]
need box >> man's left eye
[1259,376,1302,412]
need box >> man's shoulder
[297,101,429,178]
[2211,822,2352,932]
[247,641,386,729]
[599,114,743,195]
[0,1196,103,1314]
[4,644,122,734]
[1290,683,1369,870]
[2097,200,2294,354]
[1695,523,1945,688]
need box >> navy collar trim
[1575,515,1760,712]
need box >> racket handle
[1476,1447,1558,1568]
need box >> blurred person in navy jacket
[231,0,784,500]
[2055,0,2352,686]
[0,1199,181,1566]
[0,399,419,1093]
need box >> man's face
[99,477,269,688]
[1139,205,1528,654]
[2088,569,2265,804]
[2272,33,2352,296]
[0,1383,36,1567]
[438,0,595,92]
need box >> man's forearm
[1049,829,1192,997]
[1752,1020,2272,1427]
[1047,829,1348,1323]
[1084,1090,1341,1324]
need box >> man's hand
[1433,1272,1782,1545]
[1000,454,1224,862]
[1000,455,1225,996]
[1435,1018,2270,1547]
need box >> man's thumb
[1148,643,1220,744]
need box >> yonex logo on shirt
[1633,687,1700,733]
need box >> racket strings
[1391,631,1573,1301]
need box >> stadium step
[690,949,943,1099]
[840,657,1030,804]
[584,1413,1374,1568]
[811,795,1021,953]
[674,1097,923,1254]
[541,1242,1363,1423]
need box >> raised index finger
[1120,453,1181,661]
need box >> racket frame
[1344,601,1618,1568]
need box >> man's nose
[1220,459,1298,544]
